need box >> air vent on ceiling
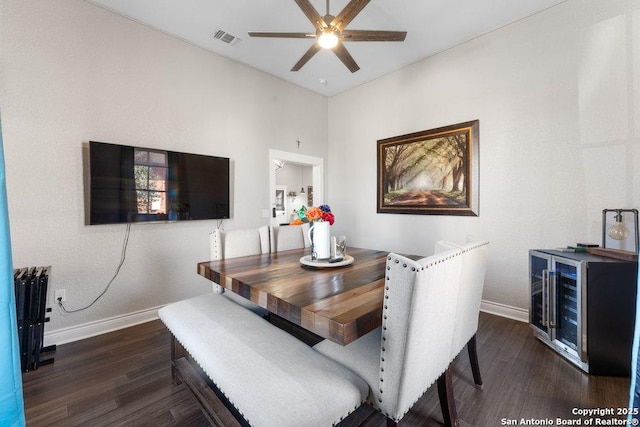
[211,30,241,46]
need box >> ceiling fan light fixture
[318,30,339,49]
[248,0,407,72]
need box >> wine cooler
[530,249,637,375]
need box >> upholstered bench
[158,293,369,427]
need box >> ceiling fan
[248,0,407,73]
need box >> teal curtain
[0,114,25,426]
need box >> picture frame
[306,185,313,207]
[377,120,479,216]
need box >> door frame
[269,149,324,226]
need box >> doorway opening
[269,149,324,227]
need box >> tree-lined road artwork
[381,131,468,208]
[385,189,464,206]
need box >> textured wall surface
[327,0,640,310]
[0,0,328,334]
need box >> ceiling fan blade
[291,42,322,71]
[341,30,407,42]
[249,32,314,39]
[294,0,326,29]
[331,0,370,31]
[333,41,360,73]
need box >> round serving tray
[299,254,354,268]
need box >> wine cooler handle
[542,269,549,327]
[548,270,556,328]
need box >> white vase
[308,221,331,260]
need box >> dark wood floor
[23,312,631,426]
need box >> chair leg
[437,365,458,427]
[170,333,186,385]
[386,418,404,427]
[467,334,483,389]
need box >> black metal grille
[14,266,55,372]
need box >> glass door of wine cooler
[530,252,551,337]
[530,250,587,371]
[551,257,584,361]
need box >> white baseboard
[42,299,529,347]
[43,305,162,347]
[480,299,528,323]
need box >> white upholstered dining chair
[271,224,307,251]
[436,238,489,389]
[208,226,271,316]
[314,247,466,426]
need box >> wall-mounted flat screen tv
[87,141,230,225]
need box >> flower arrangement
[290,204,334,225]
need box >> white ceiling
[87,0,567,97]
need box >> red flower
[321,212,335,225]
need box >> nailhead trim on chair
[379,250,466,422]
[210,230,222,260]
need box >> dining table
[197,247,419,346]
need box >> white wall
[2,0,638,340]
[0,0,328,335]
[327,0,640,311]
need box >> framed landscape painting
[377,120,479,216]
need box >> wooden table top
[197,247,394,345]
